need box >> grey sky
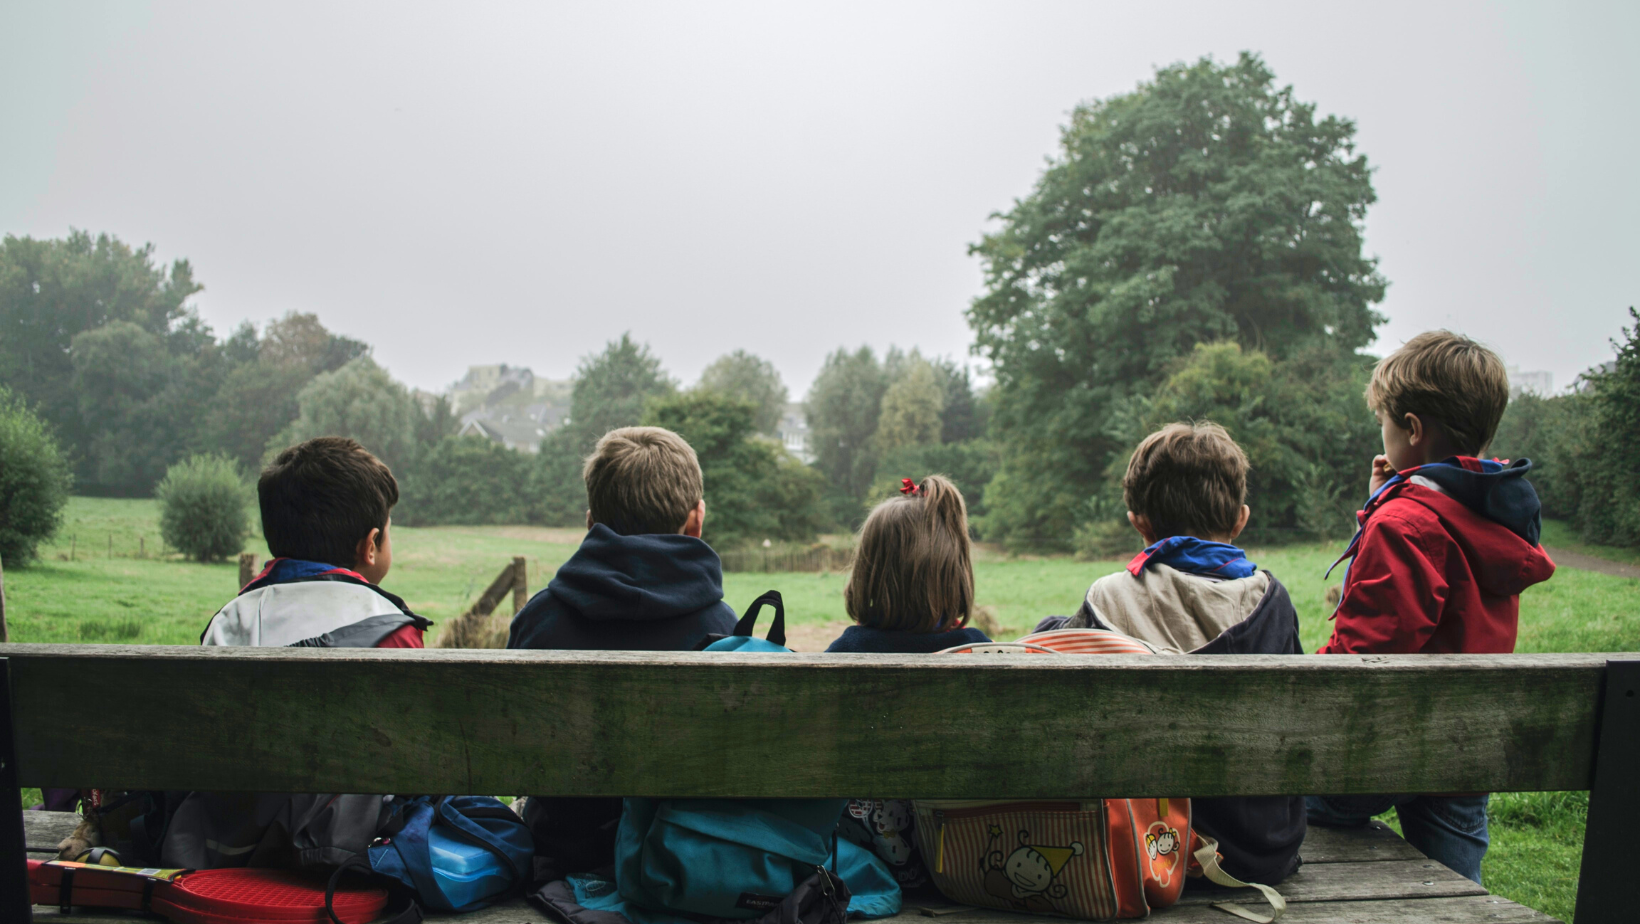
[4,1,1635,397]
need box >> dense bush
[0,388,73,564]
[156,454,249,562]
[398,435,535,526]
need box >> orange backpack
[916,631,1286,922]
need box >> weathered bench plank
[23,811,78,854]
[1173,858,1484,905]
[1295,821,1425,863]
[1,645,1607,798]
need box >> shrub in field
[156,454,249,562]
[0,387,73,564]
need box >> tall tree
[0,230,205,479]
[645,391,826,547]
[805,346,889,510]
[876,357,945,452]
[969,53,1385,546]
[272,356,421,471]
[566,332,676,443]
[931,358,983,444]
[530,334,677,526]
[198,313,372,473]
[696,349,789,435]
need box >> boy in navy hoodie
[1309,331,1556,885]
[508,426,736,880]
[1035,422,1305,885]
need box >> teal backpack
[613,592,901,921]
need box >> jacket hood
[1331,457,1556,599]
[546,523,728,622]
[1403,457,1543,546]
[1073,566,1300,655]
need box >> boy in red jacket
[1308,331,1555,885]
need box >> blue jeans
[1306,794,1489,884]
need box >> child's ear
[1127,511,1159,545]
[586,509,594,530]
[1230,505,1250,541]
[681,499,706,538]
[355,527,381,569]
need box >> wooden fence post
[511,557,528,614]
[238,552,257,589]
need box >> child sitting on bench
[1034,422,1306,885]
[1308,331,1556,885]
[507,426,738,882]
[166,437,428,868]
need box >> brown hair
[1366,330,1510,455]
[259,437,398,568]
[845,475,973,633]
[584,426,704,535]
[1123,422,1249,540]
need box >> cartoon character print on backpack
[981,825,1084,913]
[1143,821,1183,888]
[843,799,924,886]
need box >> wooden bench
[2,645,1635,923]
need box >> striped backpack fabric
[914,630,1286,922]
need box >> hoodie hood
[1402,457,1543,546]
[203,557,428,647]
[546,523,729,622]
[1330,457,1554,599]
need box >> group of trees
[9,52,1634,562]
[1492,309,1640,548]
[804,348,991,524]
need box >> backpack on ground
[615,592,901,921]
[913,633,1286,923]
[338,795,533,915]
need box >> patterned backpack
[915,631,1286,923]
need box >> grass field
[8,498,1636,921]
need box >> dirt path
[1542,547,1640,580]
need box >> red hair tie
[900,478,922,497]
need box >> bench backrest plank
[0,644,1608,798]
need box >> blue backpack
[328,795,533,921]
[614,592,901,921]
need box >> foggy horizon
[4,1,1635,397]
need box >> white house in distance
[448,364,572,453]
[1507,366,1553,399]
[777,403,812,463]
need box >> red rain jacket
[1320,458,1557,655]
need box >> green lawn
[8,499,1635,921]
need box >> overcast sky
[4,1,1635,397]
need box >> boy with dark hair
[508,426,737,880]
[166,438,428,869]
[201,436,428,649]
[1308,331,1556,884]
[1036,421,1305,885]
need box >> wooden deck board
[24,812,1561,923]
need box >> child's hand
[1368,455,1396,495]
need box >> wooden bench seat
[4,645,1633,922]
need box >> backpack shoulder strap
[733,591,785,647]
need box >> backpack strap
[733,591,786,647]
[326,857,423,924]
[1191,838,1286,923]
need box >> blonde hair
[1123,422,1249,540]
[583,427,703,535]
[845,475,973,633]
[1366,331,1510,455]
